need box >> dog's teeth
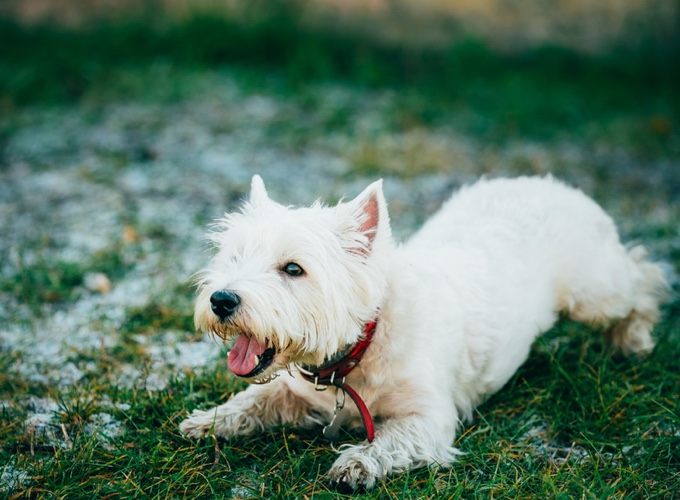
[253,355,259,365]
[250,372,278,385]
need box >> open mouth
[227,334,277,378]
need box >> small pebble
[83,272,112,294]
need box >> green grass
[0,243,138,315]
[2,317,678,499]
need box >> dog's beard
[201,315,341,384]
[203,322,283,383]
[195,287,372,383]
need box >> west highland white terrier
[180,175,668,489]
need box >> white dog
[180,175,668,490]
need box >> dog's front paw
[326,445,384,491]
[180,401,266,439]
[179,409,218,439]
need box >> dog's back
[407,175,669,356]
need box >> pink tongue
[228,334,268,376]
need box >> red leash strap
[298,320,377,442]
[335,381,375,442]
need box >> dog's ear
[344,179,390,255]
[249,175,271,208]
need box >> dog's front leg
[326,413,460,490]
[180,377,329,439]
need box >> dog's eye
[282,262,304,276]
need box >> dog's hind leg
[602,247,670,356]
[559,245,669,356]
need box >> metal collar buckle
[293,319,378,442]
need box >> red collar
[297,320,377,442]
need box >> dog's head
[194,175,391,383]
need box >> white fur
[180,175,669,489]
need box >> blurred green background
[1,0,679,108]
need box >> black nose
[210,290,241,320]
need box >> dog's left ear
[343,179,391,255]
[249,175,272,208]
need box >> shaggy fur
[180,175,668,489]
